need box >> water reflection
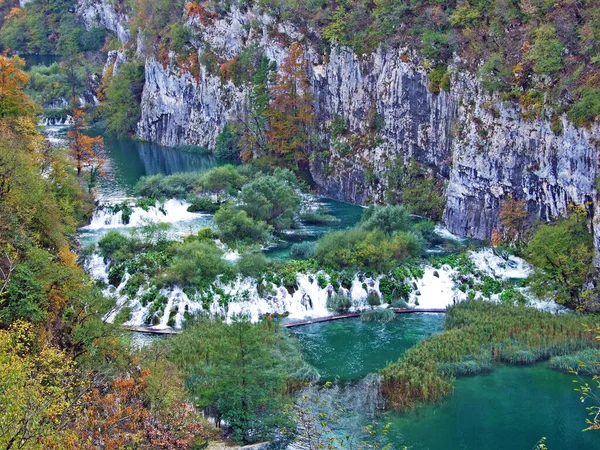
[97,135,217,200]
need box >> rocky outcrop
[82,3,600,252]
[76,0,130,43]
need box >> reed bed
[381,300,600,410]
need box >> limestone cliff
[79,3,600,252]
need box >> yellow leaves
[0,55,38,119]
[0,322,77,449]
[5,6,24,22]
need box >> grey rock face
[76,0,130,43]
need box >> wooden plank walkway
[123,308,446,334]
[283,308,446,328]
[123,326,182,335]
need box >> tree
[526,209,596,309]
[214,123,241,161]
[499,195,528,243]
[266,43,316,168]
[67,108,103,177]
[240,172,300,230]
[0,55,38,119]
[166,317,295,444]
[240,55,276,161]
[105,62,145,137]
[526,24,564,79]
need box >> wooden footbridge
[283,308,446,328]
[123,308,445,334]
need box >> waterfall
[83,199,205,230]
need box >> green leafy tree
[526,24,564,78]
[240,172,301,230]
[214,122,241,161]
[166,317,295,444]
[526,209,596,309]
[105,62,145,137]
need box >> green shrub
[290,241,316,259]
[367,291,381,307]
[160,240,228,291]
[360,308,395,323]
[237,252,269,278]
[326,293,352,314]
[214,202,272,245]
[187,197,220,213]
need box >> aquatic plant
[360,308,395,323]
[381,300,599,410]
[327,293,352,314]
[549,349,600,376]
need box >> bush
[160,240,228,290]
[326,293,352,314]
[187,197,220,213]
[359,205,412,236]
[367,291,381,307]
[290,241,316,259]
[213,202,272,245]
[360,308,395,322]
[240,173,300,230]
[135,172,202,199]
[237,252,269,278]
[201,165,246,193]
[300,211,336,224]
[568,89,600,128]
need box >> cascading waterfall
[83,199,205,230]
[87,247,549,330]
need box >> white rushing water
[83,199,204,230]
[86,244,561,330]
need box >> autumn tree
[67,108,103,178]
[499,195,528,243]
[266,43,316,168]
[0,55,38,119]
[240,55,276,161]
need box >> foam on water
[83,199,202,230]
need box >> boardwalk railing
[123,308,446,334]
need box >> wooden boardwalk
[123,308,446,334]
[283,308,446,328]
[123,326,182,335]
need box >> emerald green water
[97,135,218,200]
[290,314,445,382]
[387,364,598,450]
[293,318,600,450]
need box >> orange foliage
[0,55,38,119]
[67,108,104,176]
[177,51,201,82]
[185,1,216,25]
[500,194,528,242]
[5,6,23,21]
[490,227,502,246]
[266,43,316,166]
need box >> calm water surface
[293,317,599,450]
[291,314,445,382]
